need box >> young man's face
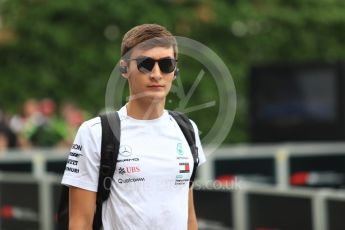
[125,46,176,103]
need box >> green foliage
[1,0,345,143]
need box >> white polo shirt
[62,105,206,230]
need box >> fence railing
[1,143,345,230]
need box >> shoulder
[188,119,198,129]
[168,111,199,134]
[71,116,102,155]
[77,116,102,140]
[83,116,101,129]
[188,119,200,135]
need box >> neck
[126,98,166,120]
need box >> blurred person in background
[57,101,86,147]
[29,98,66,147]
[0,131,9,153]
[8,98,86,148]
[9,99,43,148]
[0,106,17,151]
[14,98,87,148]
[40,98,56,123]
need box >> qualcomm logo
[119,145,132,157]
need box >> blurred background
[1,0,345,229]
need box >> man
[62,24,206,230]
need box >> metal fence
[0,143,345,230]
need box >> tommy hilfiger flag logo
[179,163,190,173]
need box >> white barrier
[1,143,345,229]
[198,142,345,189]
[0,172,61,230]
[194,183,345,230]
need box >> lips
[148,85,164,88]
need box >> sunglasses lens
[135,57,176,74]
[159,58,176,73]
[137,58,155,73]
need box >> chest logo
[118,166,141,175]
[119,167,126,175]
[179,162,190,173]
[119,145,132,157]
[176,143,183,155]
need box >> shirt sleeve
[61,120,101,192]
[189,119,206,166]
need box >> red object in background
[290,171,309,185]
[1,205,14,219]
[54,212,58,222]
[216,175,235,184]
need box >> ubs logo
[119,145,132,157]
[118,166,141,175]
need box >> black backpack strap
[57,185,69,230]
[93,111,120,229]
[168,111,199,187]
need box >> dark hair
[121,24,177,59]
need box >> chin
[144,92,167,101]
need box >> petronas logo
[176,143,183,155]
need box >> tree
[1,0,345,143]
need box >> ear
[120,60,128,78]
[173,68,179,80]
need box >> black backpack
[57,110,199,230]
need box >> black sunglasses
[127,56,178,74]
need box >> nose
[149,62,162,81]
